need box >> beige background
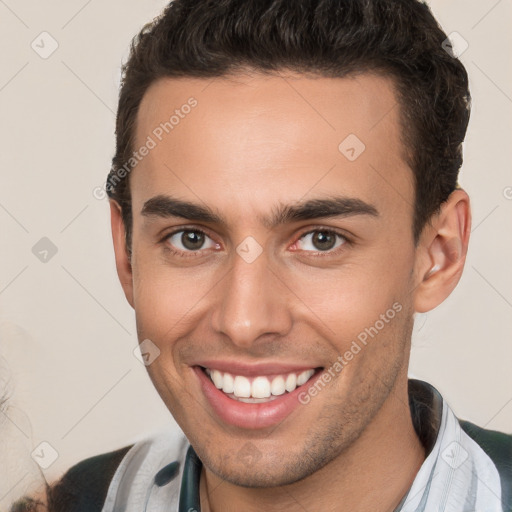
[0,0,511,507]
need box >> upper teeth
[205,368,315,399]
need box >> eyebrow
[141,195,379,228]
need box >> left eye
[296,230,347,252]
[166,230,218,252]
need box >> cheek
[131,253,217,340]
[284,247,415,356]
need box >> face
[119,71,423,486]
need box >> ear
[110,200,134,308]
[413,189,471,313]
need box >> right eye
[164,229,220,255]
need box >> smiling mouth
[201,367,321,403]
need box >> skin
[111,71,471,512]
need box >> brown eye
[297,230,346,252]
[166,230,217,252]
[311,231,336,251]
[182,231,205,250]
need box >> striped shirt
[97,380,511,512]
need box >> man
[16,0,511,511]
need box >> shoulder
[9,445,133,512]
[35,428,190,512]
[35,428,188,512]
[459,419,512,510]
[460,419,512,455]
[46,445,133,512]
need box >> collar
[176,378,445,512]
[101,379,503,511]
[394,380,502,511]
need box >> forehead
[131,71,413,224]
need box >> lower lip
[194,367,318,430]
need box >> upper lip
[194,360,322,377]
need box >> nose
[210,249,293,349]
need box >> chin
[210,459,316,488]
[196,435,340,489]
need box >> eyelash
[290,228,350,257]
[161,228,219,259]
[161,226,352,259]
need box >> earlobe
[414,189,471,313]
[110,200,135,308]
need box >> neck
[200,374,425,512]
